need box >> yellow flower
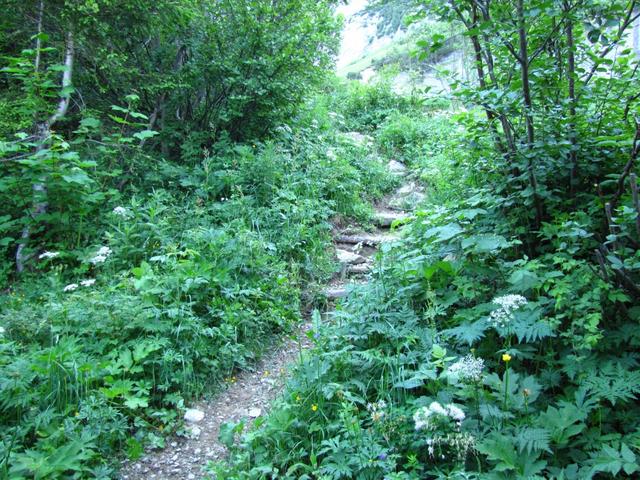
[502,353,512,362]
[296,395,301,402]
[311,404,318,412]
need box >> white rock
[248,407,262,418]
[184,408,205,423]
[375,211,409,227]
[343,131,372,145]
[324,287,348,299]
[189,426,202,439]
[389,181,426,209]
[188,474,195,480]
[336,249,366,265]
[388,160,407,175]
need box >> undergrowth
[212,89,640,480]
[0,83,398,478]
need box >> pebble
[248,407,262,418]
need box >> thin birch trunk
[16,30,74,272]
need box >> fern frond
[442,318,487,346]
[515,427,552,455]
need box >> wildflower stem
[503,367,509,412]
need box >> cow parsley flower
[112,206,129,217]
[63,283,78,292]
[90,246,112,264]
[80,279,96,287]
[413,407,432,431]
[414,401,465,431]
[0,326,5,335]
[446,405,465,422]
[490,294,527,328]
[448,355,484,382]
[39,251,60,260]
[428,401,448,417]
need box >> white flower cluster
[63,278,96,292]
[112,206,130,217]
[90,246,112,264]
[366,400,387,422]
[414,401,465,431]
[490,294,527,328]
[0,326,5,336]
[448,355,485,382]
[38,251,60,260]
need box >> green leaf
[133,130,159,141]
[461,234,509,253]
[124,396,149,410]
[509,269,540,291]
[425,223,464,242]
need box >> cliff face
[335,0,467,93]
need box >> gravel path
[120,324,312,480]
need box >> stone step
[334,233,397,246]
[388,159,408,176]
[346,263,371,275]
[374,211,410,228]
[324,286,348,299]
[336,248,367,265]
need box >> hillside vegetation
[2,0,640,479]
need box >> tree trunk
[16,30,74,273]
[517,0,543,229]
[565,1,578,198]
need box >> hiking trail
[120,144,423,480]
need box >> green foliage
[213,8,640,472]
[0,70,397,477]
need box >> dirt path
[119,158,419,480]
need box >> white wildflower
[112,206,129,217]
[448,355,484,382]
[80,279,96,287]
[63,283,78,292]
[429,401,447,416]
[414,402,466,431]
[413,407,432,431]
[0,326,5,335]
[490,294,528,328]
[446,405,465,422]
[39,251,60,260]
[367,400,388,422]
[90,246,112,264]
